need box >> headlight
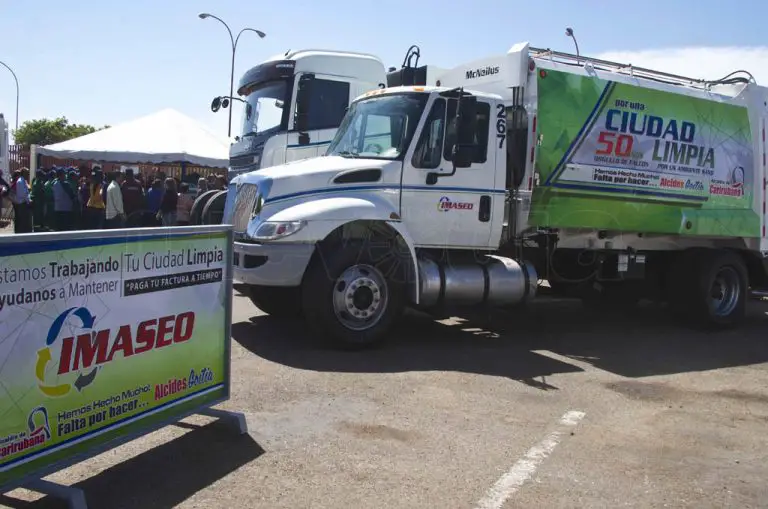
[252,220,306,241]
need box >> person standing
[10,168,33,233]
[176,183,195,226]
[52,168,76,231]
[66,169,82,229]
[159,177,178,226]
[43,170,56,230]
[146,179,164,226]
[195,177,208,199]
[30,169,47,231]
[120,169,145,227]
[105,172,126,228]
[86,169,106,229]
[79,175,90,219]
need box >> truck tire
[201,190,227,225]
[189,190,219,225]
[669,249,748,329]
[301,240,406,349]
[247,285,302,319]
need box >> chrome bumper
[232,241,315,287]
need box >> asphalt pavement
[4,288,768,508]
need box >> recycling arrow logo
[36,306,99,397]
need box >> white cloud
[594,47,768,85]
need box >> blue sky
[0,0,766,141]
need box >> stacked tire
[190,190,227,225]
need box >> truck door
[400,95,499,248]
[287,73,351,162]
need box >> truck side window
[412,99,446,169]
[473,102,490,163]
[307,79,351,130]
[444,100,490,165]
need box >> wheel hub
[332,264,388,331]
[345,277,380,317]
[709,267,740,317]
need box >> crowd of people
[1,165,228,234]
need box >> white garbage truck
[223,41,768,348]
[194,46,446,223]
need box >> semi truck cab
[226,49,388,179]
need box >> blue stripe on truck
[264,185,506,204]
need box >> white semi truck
[223,41,768,348]
[194,46,446,222]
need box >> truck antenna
[565,27,581,64]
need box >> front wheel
[301,241,405,349]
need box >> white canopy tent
[36,108,229,168]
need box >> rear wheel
[301,240,406,349]
[667,249,747,329]
[189,190,219,225]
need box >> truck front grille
[231,184,259,233]
[230,154,257,168]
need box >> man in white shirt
[105,172,126,229]
[11,167,33,233]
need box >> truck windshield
[241,80,288,138]
[326,93,428,160]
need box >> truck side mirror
[451,96,477,168]
[294,73,315,132]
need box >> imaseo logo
[36,307,196,397]
[438,196,474,212]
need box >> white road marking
[559,410,586,426]
[474,410,586,509]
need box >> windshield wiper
[335,151,360,158]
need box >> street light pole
[199,13,265,138]
[0,60,19,131]
[565,27,581,64]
